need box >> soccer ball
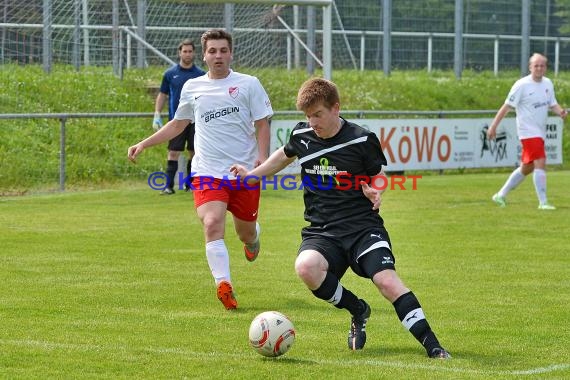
[248,311,296,357]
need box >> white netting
[143,2,293,69]
[3,0,568,71]
[1,0,119,65]
[0,0,329,70]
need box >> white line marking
[1,339,568,376]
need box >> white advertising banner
[270,118,563,173]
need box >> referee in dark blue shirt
[153,39,205,194]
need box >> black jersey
[283,117,388,235]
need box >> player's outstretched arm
[487,104,512,140]
[128,118,190,163]
[230,147,295,185]
[551,104,568,120]
[254,117,271,167]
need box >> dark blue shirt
[159,64,205,120]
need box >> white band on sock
[326,282,343,306]
[401,308,426,330]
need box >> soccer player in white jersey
[487,53,567,210]
[231,78,451,359]
[128,29,273,310]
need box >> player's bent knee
[201,217,225,237]
[294,260,311,281]
[372,270,409,301]
[294,252,323,284]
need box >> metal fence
[2,0,570,77]
[0,112,150,191]
[0,110,500,191]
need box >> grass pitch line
[2,339,569,377]
[509,364,570,375]
[323,358,570,377]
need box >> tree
[555,0,570,34]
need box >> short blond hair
[529,53,547,65]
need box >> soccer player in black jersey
[230,78,450,359]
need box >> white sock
[205,239,231,285]
[498,167,526,197]
[253,222,260,243]
[533,169,548,205]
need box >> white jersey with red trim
[505,74,558,140]
[174,70,273,178]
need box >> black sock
[311,272,365,316]
[166,160,178,190]
[393,291,441,354]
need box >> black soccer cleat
[347,299,371,350]
[428,347,452,359]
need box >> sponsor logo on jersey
[201,106,240,123]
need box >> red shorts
[192,177,260,222]
[520,137,546,164]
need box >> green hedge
[1,64,568,193]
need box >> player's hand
[152,112,163,131]
[127,143,144,163]
[361,181,382,210]
[486,125,497,140]
[230,164,249,178]
[560,109,568,120]
[230,164,259,186]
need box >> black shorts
[168,122,195,151]
[299,225,395,280]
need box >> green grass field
[1,172,569,379]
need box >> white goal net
[1,0,333,77]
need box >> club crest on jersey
[229,86,239,98]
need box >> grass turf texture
[1,172,569,379]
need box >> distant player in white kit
[487,53,567,210]
[128,29,273,309]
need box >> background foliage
[0,64,569,194]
